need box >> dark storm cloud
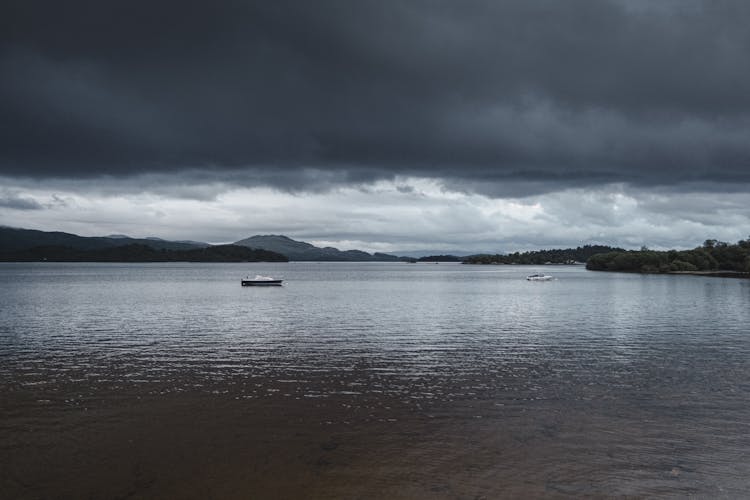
[2,0,750,193]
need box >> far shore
[668,270,750,279]
[588,269,750,279]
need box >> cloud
[0,190,44,210]
[2,179,748,252]
[2,0,750,195]
[3,1,748,250]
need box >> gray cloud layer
[2,0,750,194]
[0,189,43,210]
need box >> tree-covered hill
[464,245,622,265]
[234,234,399,261]
[0,244,288,263]
[0,226,207,252]
[586,238,750,274]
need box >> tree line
[464,245,622,265]
[0,244,289,262]
[586,238,750,273]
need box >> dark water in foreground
[2,262,750,497]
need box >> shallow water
[2,262,750,497]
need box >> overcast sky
[2,0,750,252]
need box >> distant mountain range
[0,227,406,262]
[0,226,627,264]
[0,226,209,253]
[390,249,478,258]
[233,235,402,261]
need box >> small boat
[526,273,553,281]
[241,275,283,286]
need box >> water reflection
[2,264,749,397]
[2,263,750,494]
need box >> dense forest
[417,255,463,262]
[464,245,622,265]
[586,238,750,274]
[0,244,288,263]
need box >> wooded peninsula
[586,238,750,275]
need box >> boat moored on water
[526,273,553,281]
[241,275,283,286]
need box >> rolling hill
[0,226,208,252]
[234,235,400,261]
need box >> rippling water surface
[2,262,750,496]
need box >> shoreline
[668,270,750,278]
[587,268,750,279]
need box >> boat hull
[241,280,283,286]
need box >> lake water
[2,262,750,497]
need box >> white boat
[241,275,283,286]
[526,273,553,281]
